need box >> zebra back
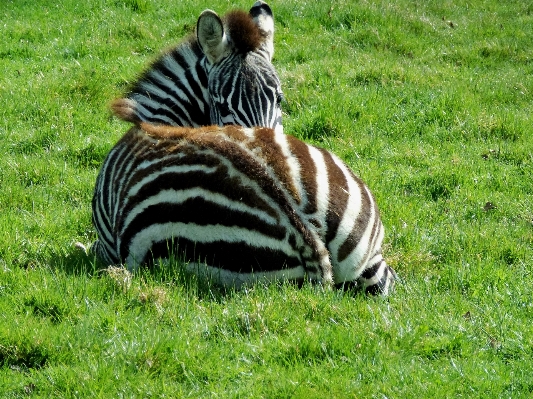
[111,1,282,131]
[112,35,209,127]
[92,123,396,294]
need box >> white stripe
[328,154,363,251]
[120,187,280,237]
[273,129,301,202]
[336,211,376,281]
[307,145,330,238]
[241,127,256,139]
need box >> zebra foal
[91,3,396,294]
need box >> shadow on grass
[48,245,230,302]
[48,245,101,276]
[48,243,387,302]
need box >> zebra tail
[110,98,141,124]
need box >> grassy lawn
[1,0,532,397]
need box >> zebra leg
[358,255,397,295]
[334,254,397,295]
[89,239,119,267]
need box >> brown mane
[224,10,263,53]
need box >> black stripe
[147,237,302,273]
[361,260,382,280]
[364,267,389,295]
[320,149,349,245]
[338,178,373,262]
[120,195,287,261]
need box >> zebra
[111,1,283,132]
[91,123,396,295]
[91,3,396,294]
[92,3,284,270]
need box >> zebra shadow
[49,244,265,302]
[50,244,376,302]
[53,246,379,303]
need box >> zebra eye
[217,99,230,114]
[276,92,285,105]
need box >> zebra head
[111,2,283,131]
[197,2,284,133]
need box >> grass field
[1,0,532,397]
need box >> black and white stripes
[91,2,396,295]
[111,1,283,132]
[92,124,396,294]
[111,37,209,127]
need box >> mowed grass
[1,0,532,397]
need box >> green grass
[1,0,532,397]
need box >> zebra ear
[250,1,275,61]
[197,9,230,64]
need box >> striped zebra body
[92,123,396,294]
[111,37,209,127]
[112,1,282,132]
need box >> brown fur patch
[139,124,252,150]
[221,125,249,142]
[111,98,139,123]
[249,128,301,203]
[287,136,318,213]
[224,10,263,53]
[140,122,218,140]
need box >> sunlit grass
[1,0,532,397]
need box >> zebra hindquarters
[103,125,334,288]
